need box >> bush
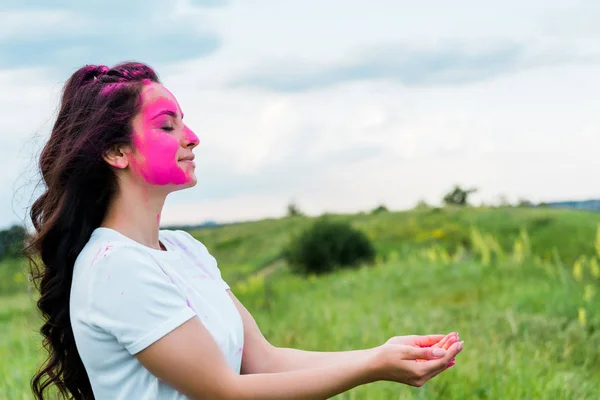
[284,217,376,275]
[371,204,388,214]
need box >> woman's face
[128,82,199,188]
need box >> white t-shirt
[70,227,244,400]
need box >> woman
[28,61,463,400]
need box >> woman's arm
[227,290,378,374]
[227,290,456,376]
[136,312,461,400]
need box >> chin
[161,176,197,194]
[180,175,198,189]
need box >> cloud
[230,40,597,92]
[0,0,224,70]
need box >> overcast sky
[1,0,599,229]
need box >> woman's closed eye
[161,125,174,132]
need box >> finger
[415,334,446,347]
[419,341,463,368]
[402,345,448,361]
[431,332,456,349]
[420,342,463,380]
[432,341,463,369]
[442,335,459,350]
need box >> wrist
[364,346,385,383]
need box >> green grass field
[1,206,599,399]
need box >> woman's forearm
[264,346,378,373]
[230,350,378,400]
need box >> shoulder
[160,229,210,253]
[76,227,155,269]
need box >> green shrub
[284,217,376,275]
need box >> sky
[1,0,599,229]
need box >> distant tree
[443,185,477,207]
[287,202,304,217]
[371,204,388,214]
[497,195,512,207]
[517,198,534,208]
[0,225,28,260]
[414,199,430,210]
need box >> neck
[102,180,166,250]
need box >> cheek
[131,131,192,185]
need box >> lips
[178,155,196,168]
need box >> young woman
[28,62,464,400]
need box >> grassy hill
[187,206,600,283]
[1,206,599,398]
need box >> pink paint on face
[129,83,199,186]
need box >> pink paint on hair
[101,82,124,96]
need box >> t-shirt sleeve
[174,230,231,290]
[89,245,196,355]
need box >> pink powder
[195,262,215,279]
[90,248,102,267]
[102,243,114,258]
[129,84,198,186]
[163,237,176,247]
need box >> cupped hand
[372,340,464,387]
[384,332,461,367]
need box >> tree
[443,185,477,207]
[517,198,534,208]
[0,225,28,260]
[371,204,388,214]
[414,199,430,210]
[287,202,304,217]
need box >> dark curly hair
[26,61,159,399]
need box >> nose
[183,125,199,149]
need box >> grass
[1,206,599,398]
[232,258,600,399]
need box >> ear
[103,145,131,169]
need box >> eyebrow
[151,109,184,120]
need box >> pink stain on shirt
[102,243,114,258]
[89,248,102,267]
[163,237,177,247]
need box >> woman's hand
[385,332,460,367]
[370,336,463,387]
